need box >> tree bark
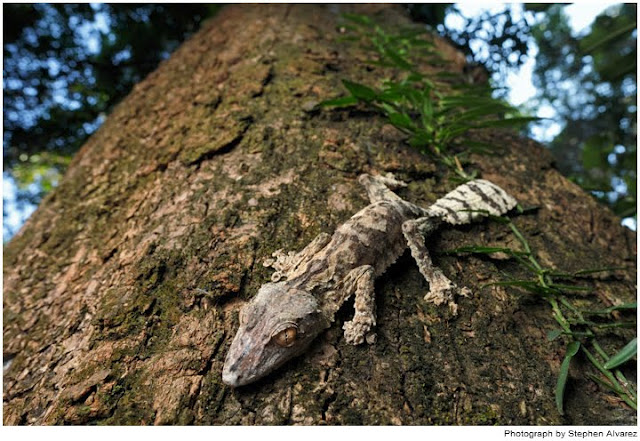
[3,4,636,425]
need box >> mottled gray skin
[222,174,517,386]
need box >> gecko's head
[222,282,328,387]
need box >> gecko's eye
[272,324,298,347]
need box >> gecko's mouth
[222,358,271,387]
[221,366,245,387]
[221,324,321,387]
[222,353,262,387]
[222,333,264,387]
[222,361,256,387]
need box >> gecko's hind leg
[402,217,470,315]
[342,265,377,345]
[359,173,407,203]
[264,232,331,282]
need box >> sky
[1,3,630,241]
[447,1,623,142]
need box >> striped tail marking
[427,179,517,225]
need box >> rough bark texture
[3,5,636,425]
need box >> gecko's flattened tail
[427,179,517,225]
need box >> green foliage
[579,13,636,82]
[447,217,637,413]
[603,338,637,370]
[3,4,221,219]
[530,4,637,219]
[556,341,580,415]
[12,152,71,195]
[409,4,532,80]
[324,14,537,181]
[415,3,637,222]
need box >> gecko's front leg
[402,217,470,315]
[341,265,376,345]
[264,232,331,281]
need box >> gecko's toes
[343,316,375,345]
[423,287,455,306]
[423,283,465,304]
[424,284,470,317]
[383,172,407,188]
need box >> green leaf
[587,374,627,395]
[463,140,499,155]
[580,20,637,54]
[598,52,636,82]
[592,321,636,330]
[341,13,373,27]
[380,102,397,116]
[319,96,359,108]
[388,112,414,131]
[485,214,512,224]
[406,72,424,83]
[582,136,611,170]
[394,27,427,41]
[549,283,590,292]
[342,80,377,102]
[439,95,504,108]
[421,92,434,120]
[603,338,637,370]
[573,266,629,276]
[382,46,413,70]
[547,329,563,341]
[450,103,514,123]
[556,341,581,415]
[525,4,553,13]
[438,125,472,143]
[377,90,404,105]
[472,116,541,129]
[583,302,637,315]
[624,174,636,198]
[408,130,433,149]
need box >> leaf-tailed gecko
[222,173,516,386]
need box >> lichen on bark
[3,4,636,425]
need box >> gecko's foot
[424,281,471,316]
[380,172,408,189]
[343,315,376,345]
[263,249,296,268]
[264,249,298,282]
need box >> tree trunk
[3,4,636,425]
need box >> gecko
[222,173,517,387]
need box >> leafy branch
[446,216,637,414]
[322,13,538,181]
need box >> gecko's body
[222,174,517,386]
